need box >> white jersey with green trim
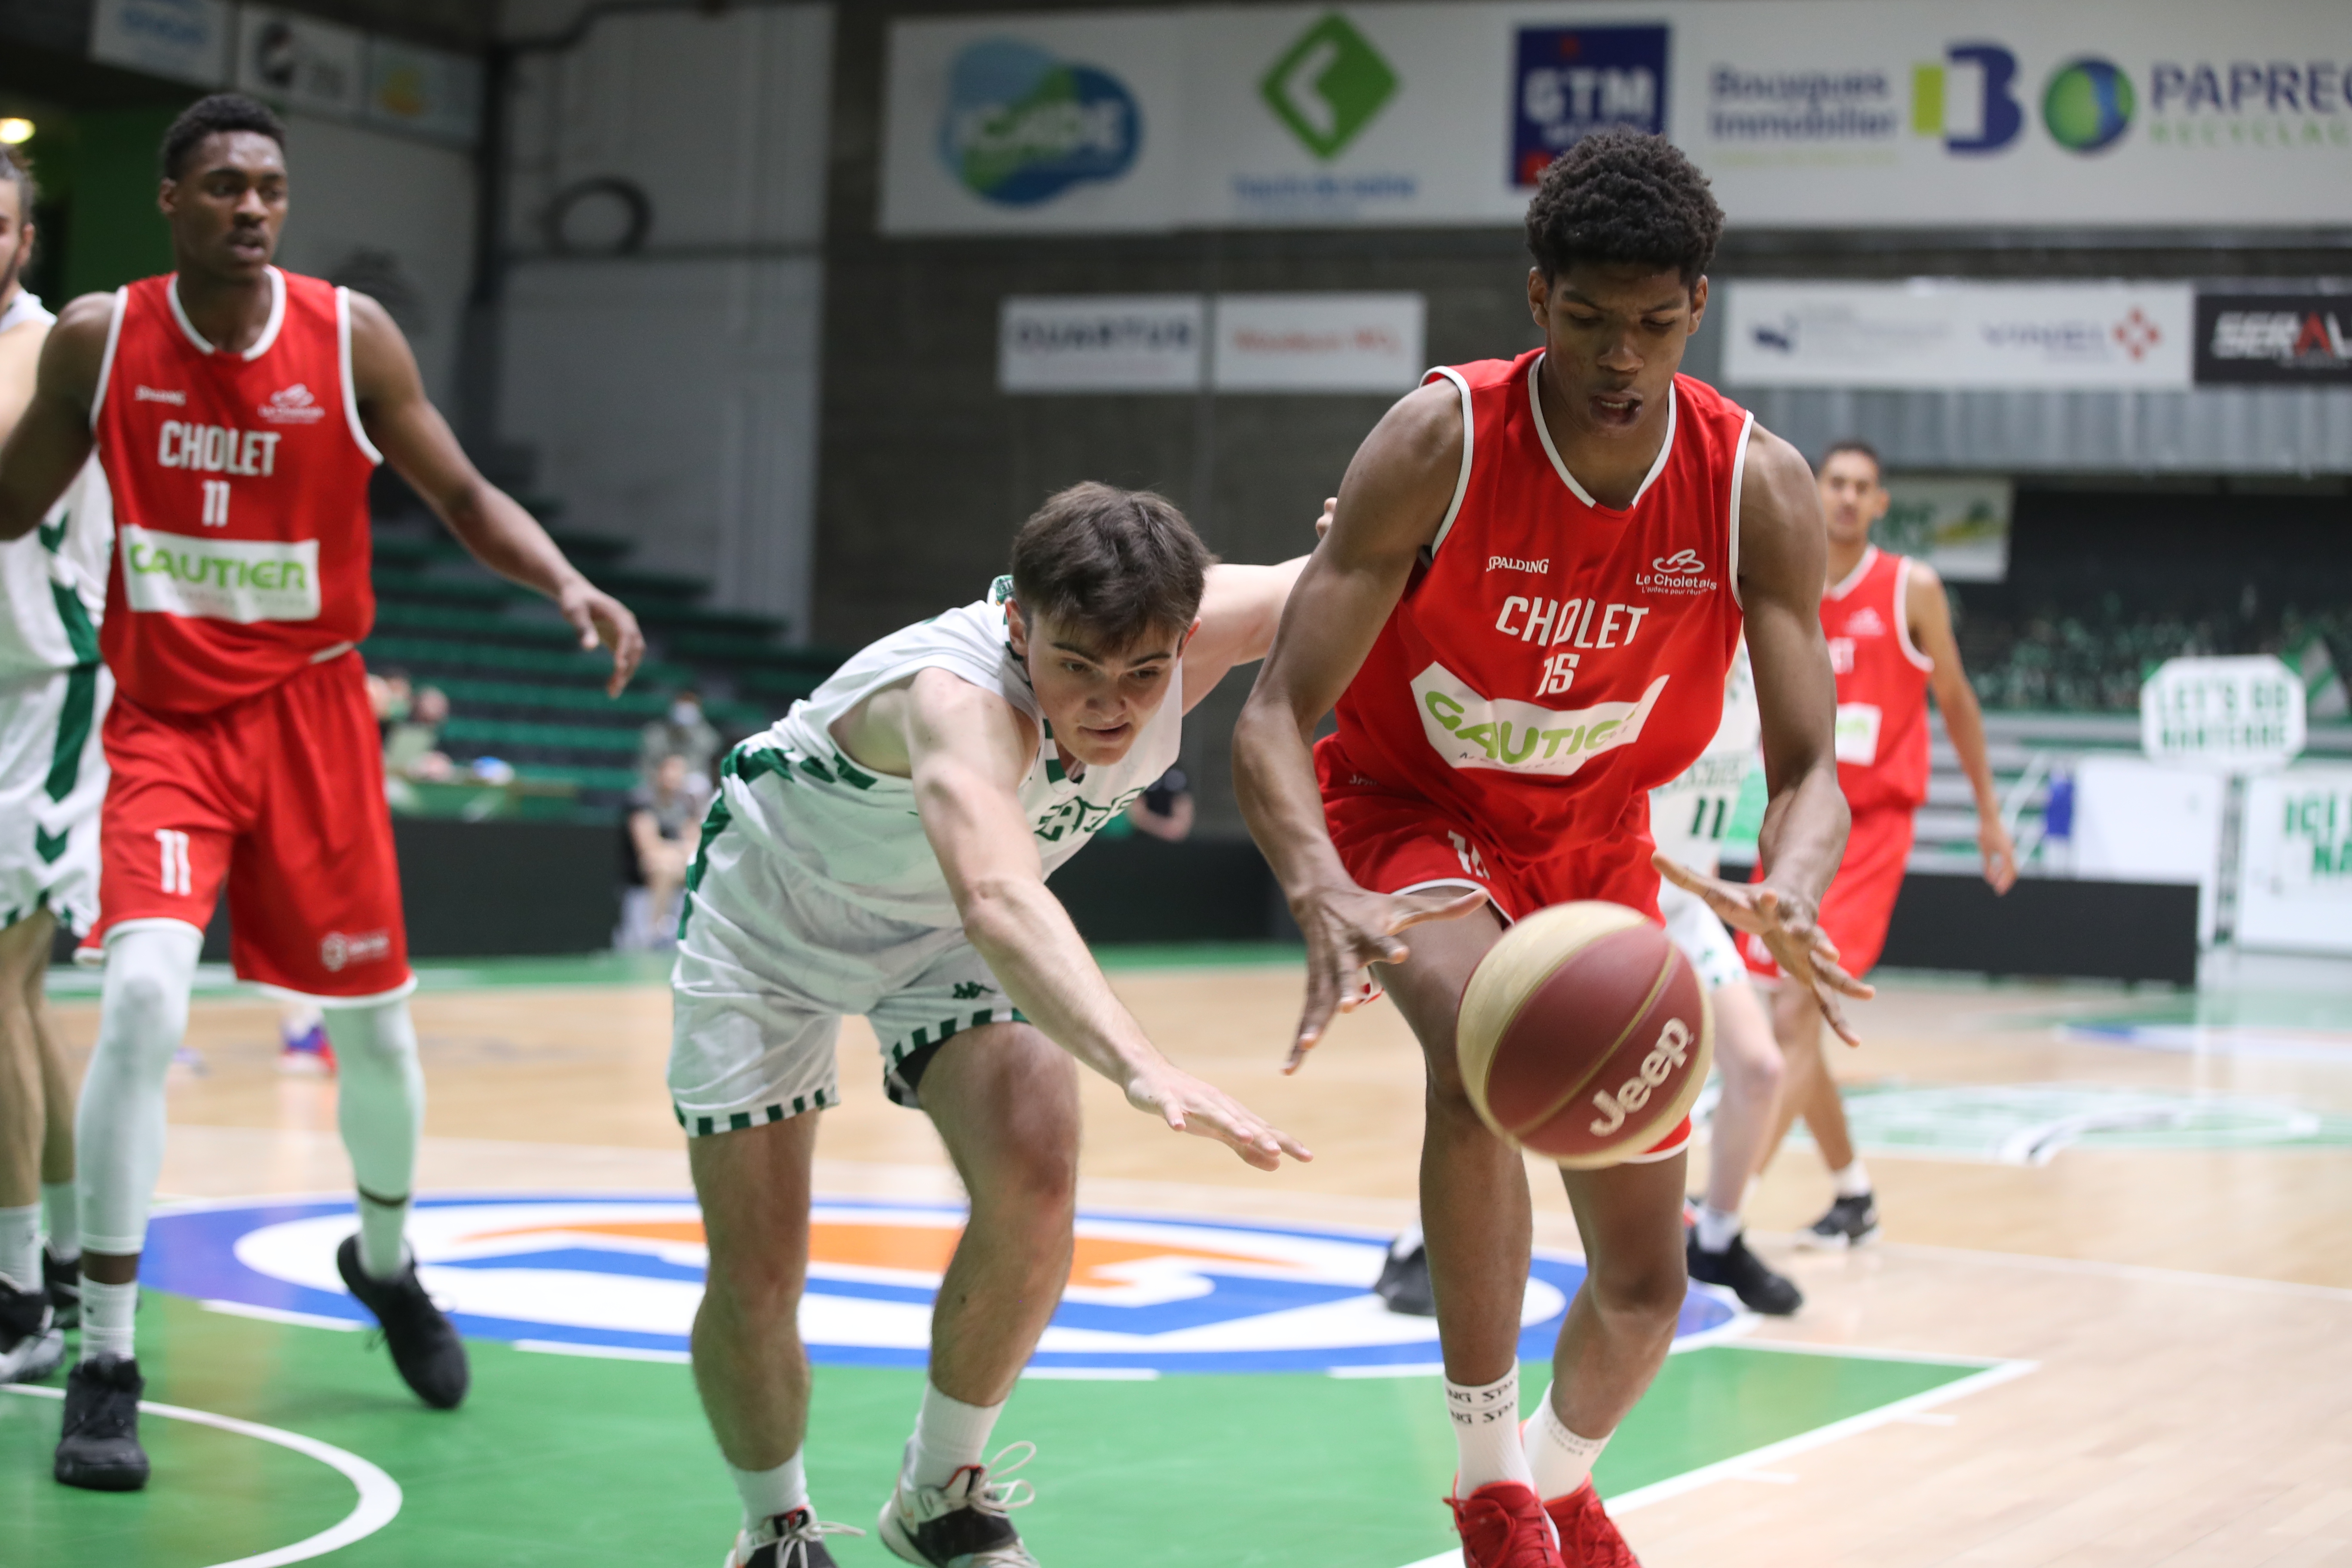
[1648,643,1760,878]
[742,576,1183,928]
[0,292,113,679]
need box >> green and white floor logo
[1804,1081,2352,1166]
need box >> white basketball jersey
[0,293,113,680]
[1648,643,1760,877]
[741,576,1183,927]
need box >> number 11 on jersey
[201,480,230,527]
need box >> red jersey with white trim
[1824,545,1933,813]
[1323,353,1752,851]
[91,267,380,714]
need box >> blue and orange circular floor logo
[144,1195,1741,1375]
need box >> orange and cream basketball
[1457,901,1714,1167]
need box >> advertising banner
[998,295,1205,392]
[1722,282,2193,389]
[882,2,2352,235]
[2193,292,2352,386]
[2140,655,2307,774]
[236,7,366,120]
[91,0,233,87]
[1877,476,2011,583]
[1210,293,1424,392]
[364,37,484,147]
[2236,768,2352,956]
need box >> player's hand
[1314,496,1337,540]
[1978,814,2018,895]
[558,580,646,697]
[1653,853,1873,1046]
[1286,881,1487,1073]
[1125,1063,1313,1171]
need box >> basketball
[1457,902,1714,1167]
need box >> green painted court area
[3,1291,1992,1567]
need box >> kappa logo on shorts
[140,1196,1742,1374]
[319,929,391,971]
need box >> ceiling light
[0,119,33,145]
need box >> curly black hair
[161,94,286,181]
[1523,129,1724,287]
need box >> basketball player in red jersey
[1741,441,2015,1248]
[1235,130,1868,1568]
[0,95,643,1491]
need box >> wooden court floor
[21,953,2352,1566]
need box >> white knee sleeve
[325,998,424,1203]
[77,925,201,1256]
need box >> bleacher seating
[361,499,844,815]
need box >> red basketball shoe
[1545,1482,1641,1566]
[1446,1481,1565,1568]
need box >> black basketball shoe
[1798,1193,1881,1250]
[1686,1228,1803,1315]
[44,1248,81,1329]
[336,1235,470,1409]
[54,1353,149,1490]
[1373,1229,1436,1317]
[726,1505,864,1567]
[0,1272,64,1383]
[878,1441,1042,1567]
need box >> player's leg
[1684,976,1800,1314]
[879,1020,1076,1568]
[0,909,65,1382]
[689,1110,852,1567]
[315,995,467,1408]
[33,939,81,1327]
[1767,980,1876,1247]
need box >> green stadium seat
[360,636,698,689]
[370,603,579,645]
[440,717,641,754]
[372,569,531,607]
[511,763,640,793]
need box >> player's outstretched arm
[1176,496,1333,707]
[1907,560,2017,893]
[0,294,109,542]
[346,293,643,695]
[1658,426,1872,1042]
[1232,387,1487,1070]
[906,669,1311,1171]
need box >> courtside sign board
[1722,282,2193,390]
[999,296,1205,392]
[2236,768,2352,956]
[1000,294,1424,393]
[2141,656,2306,773]
[880,0,2352,234]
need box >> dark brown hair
[1820,439,1883,480]
[1009,483,1210,654]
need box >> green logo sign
[1260,14,1397,160]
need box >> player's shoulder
[1671,371,1751,424]
[1735,421,1813,504]
[49,291,121,341]
[1433,350,1538,393]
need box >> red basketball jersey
[92,267,379,713]
[1824,545,1933,813]
[1325,353,1752,852]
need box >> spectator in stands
[370,666,413,736]
[640,688,720,791]
[1125,764,1195,842]
[383,685,453,783]
[619,750,711,950]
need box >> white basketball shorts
[1658,879,1747,994]
[0,662,111,937]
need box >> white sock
[43,1181,79,1261]
[325,1000,424,1280]
[1524,1383,1610,1501]
[1694,1205,1741,1254]
[82,1277,137,1361]
[1832,1159,1872,1199]
[0,1204,37,1290]
[79,926,200,1257]
[909,1380,1004,1491]
[1446,1363,1532,1491]
[728,1451,810,1531]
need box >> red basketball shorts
[1317,746,1689,1162]
[83,650,412,1001]
[1741,802,1915,983]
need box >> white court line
[1,1383,401,1568]
[1021,1367,1160,1381]
[202,1300,365,1332]
[1384,1357,2035,1568]
[515,1339,690,1364]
